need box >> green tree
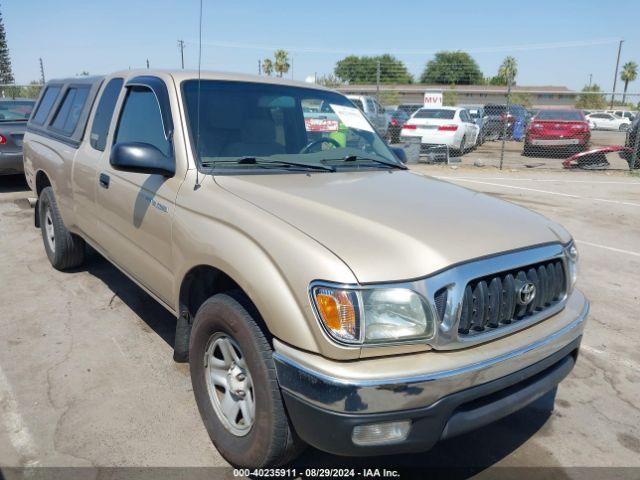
[443,89,458,106]
[274,49,290,78]
[23,80,43,98]
[335,54,412,84]
[620,61,638,104]
[316,73,343,87]
[497,56,518,85]
[262,58,273,76]
[0,6,14,85]
[420,51,483,85]
[510,92,532,108]
[575,84,607,109]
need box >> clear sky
[4,0,640,92]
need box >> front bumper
[274,291,588,455]
[0,151,24,175]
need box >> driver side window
[114,86,171,157]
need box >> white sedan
[400,107,480,155]
[585,112,631,131]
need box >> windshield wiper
[202,156,335,172]
[325,154,407,170]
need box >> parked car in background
[385,108,409,143]
[524,109,590,157]
[483,104,530,139]
[346,94,389,136]
[607,110,636,121]
[0,99,36,175]
[462,105,488,145]
[400,107,479,155]
[586,112,631,131]
[23,70,588,468]
[397,103,423,117]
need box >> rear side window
[90,78,124,151]
[50,86,90,135]
[536,110,583,121]
[414,109,456,119]
[114,86,170,156]
[32,86,61,125]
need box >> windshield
[182,80,400,172]
[535,110,584,121]
[413,109,456,119]
[0,100,35,121]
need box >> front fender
[171,175,362,360]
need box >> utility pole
[588,73,592,88]
[258,59,261,75]
[376,60,381,103]
[39,58,45,84]
[177,39,186,69]
[146,59,150,69]
[610,39,624,108]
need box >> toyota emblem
[517,282,536,306]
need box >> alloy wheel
[204,333,255,436]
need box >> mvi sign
[424,90,443,107]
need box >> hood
[215,170,570,283]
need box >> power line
[183,37,621,56]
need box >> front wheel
[189,292,304,468]
[620,124,629,132]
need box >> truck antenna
[194,0,203,190]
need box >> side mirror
[110,142,175,177]
[390,146,407,163]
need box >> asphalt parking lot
[0,168,639,477]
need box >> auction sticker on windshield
[330,104,374,132]
[304,117,339,132]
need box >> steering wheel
[300,137,342,154]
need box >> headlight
[565,242,579,290]
[311,285,434,345]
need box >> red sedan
[524,109,590,157]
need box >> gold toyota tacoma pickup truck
[23,70,588,468]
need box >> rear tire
[189,292,304,468]
[39,186,85,270]
[452,136,466,156]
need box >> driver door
[96,77,181,304]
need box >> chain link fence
[0,83,43,99]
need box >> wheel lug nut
[236,373,246,381]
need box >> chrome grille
[457,259,566,336]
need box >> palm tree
[498,56,518,85]
[262,58,273,76]
[620,61,638,104]
[274,49,290,78]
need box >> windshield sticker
[330,104,374,132]
[304,117,340,133]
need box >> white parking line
[436,177,640,207]
[575,240,640,258]
[0,366,38,466]
[435,175,640,185]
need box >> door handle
[99,173,110,189]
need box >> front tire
[39,186,85,270]
[189,292,304,468]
